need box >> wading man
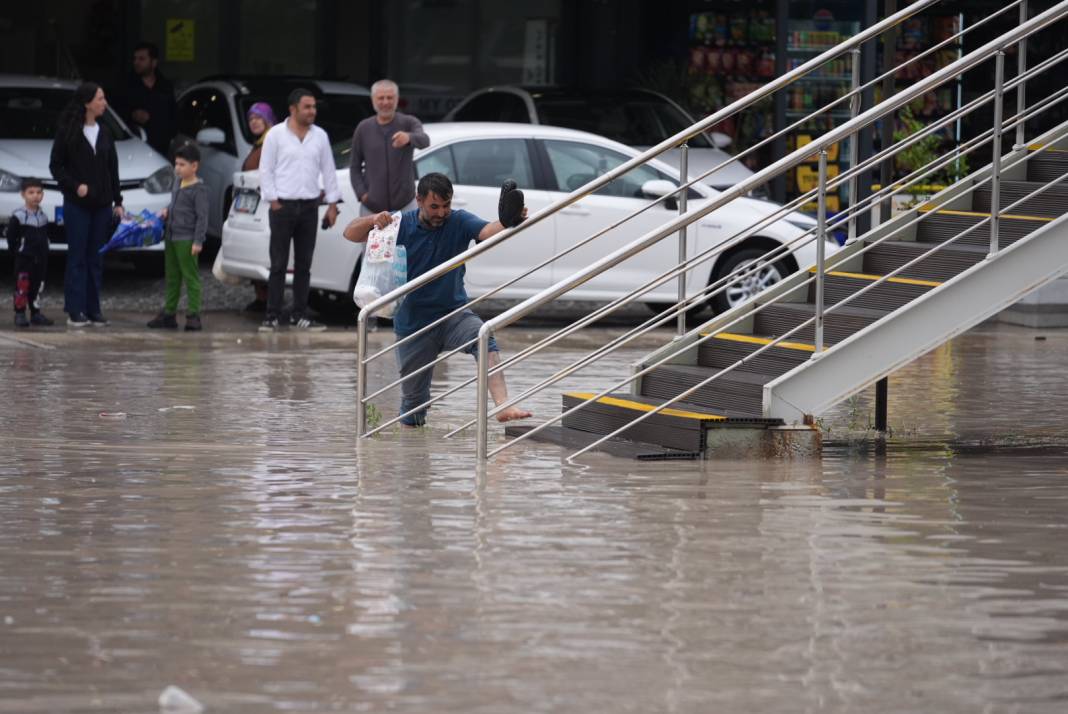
[343,172,531,427]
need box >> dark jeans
[63,202,112,317]
[267,199,318,318]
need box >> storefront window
[386,0,560,95]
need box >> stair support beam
[764,214,1068,424]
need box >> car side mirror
[196,127,226,146]
[641,179,680,210]
[709,131,733,149]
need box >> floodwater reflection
[1,324,1066,712]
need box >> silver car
[0,74,173,265]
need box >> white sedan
[219,123,830,316]
[0,74,173,265]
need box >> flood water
[2,323,1067,713]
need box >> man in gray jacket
[350,79,430,215]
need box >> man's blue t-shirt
[392,208,489,336]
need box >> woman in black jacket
[49,82,124,327]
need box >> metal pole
[476,329,490,460]
[1016,0,1029,149]
[847,48,862,243]
[357,316,368,436]
[879,0,899,226]
[676,142,689,336]
[990,51,1006,257]
[815,150,828,354]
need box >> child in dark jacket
[6,178,54,327]
[148,143,209,331]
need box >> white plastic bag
[353,213,404,318]
[212,248,242,286]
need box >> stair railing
[355,0,941,436]
[470,65,1068,459]
[470,1,1068,459]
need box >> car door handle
[560,204,590,216]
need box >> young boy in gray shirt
[148,142,208,331]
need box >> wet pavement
[2,322,1068,712]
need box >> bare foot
[496,405,532,423]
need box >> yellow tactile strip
[807,267,942,288]
[1027,144,1068,153]
[702,331,815,353]
[564,392,727,422]
[917,206,1053,223]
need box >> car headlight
[143,165,175,194]
[0,169,22,192]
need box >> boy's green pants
[163,239,202,314]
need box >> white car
[0,74,173,263]
[444,87,754,190]
[219,123,828,316]
[176,77,373,238]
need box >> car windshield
[534,94,714,149]
[0,87,131,141]
[237,93,374,145]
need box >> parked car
[444,87,753,190]
[175,76,374,238]
[0,74,173,265]
[220,122,827,317]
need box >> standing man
[342,173,531,427]
[122,42,177,158]
[258,88,340,332]
[350,79,430,216]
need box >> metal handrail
[470,88,1068,455]
[558,144,1068,463]
[473,1,1068,458]
[355,0,941,435]
[364,44,1068,440]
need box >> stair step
[1027,147,1068,184]
[504,424,702,460]
[973,180,1068,219]
[863,240,985,283]
[811,270,939,312]
[698,332,812,375]
[753,302,886,345]
[562,391,726,452]
[560,391,783,453]
[641,364,767,417]
[916,208,1050,247]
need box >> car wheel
[710,247,788,315]
[308,288,356,319]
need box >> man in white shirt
[258,88,340,331]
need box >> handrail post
[357,313,368,436]
[847,49,862,243]
[990,50,1006,257]
[676,142,689,336]
[1016,0,1029,149]
[815,150,828,355]
[476,327,490,460]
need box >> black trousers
[13,237,49,314]
[267,199,318,318]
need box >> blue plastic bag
[98,209,165,254]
